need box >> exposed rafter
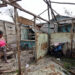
[8,0,21,3]
[0,0,7,7]
[2,0,49,22]
[51,1,75,5]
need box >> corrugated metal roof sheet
[0,14,14,23]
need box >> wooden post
[70,20,74,56]
[48,5,50,51]
[34,16,36,27]
[14,7,21,75]
[3,21,7,43]
[34,16,37,60]
[19,23,21,41]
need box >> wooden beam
[69,70,75,75]
[0,0,7,7]
[3,0,49,23]
[51,1,75,5]
[70,20,74,57]
[0,4,7,7]
[9,0,21,3]
[21,40,35,42]
[47,3,50,51]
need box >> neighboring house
[38,15,75,34]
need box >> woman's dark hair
[0,30,3,35]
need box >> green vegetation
[61,57,75,70]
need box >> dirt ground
[0,50,34,75]
[0,50,72,75]
[25,57,71,75]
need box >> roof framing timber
[0,0,7,7]
[0,4,7,7]
[2,0,49,23]
[8,0,21,3]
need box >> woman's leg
[2,46,7,62]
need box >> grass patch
[63,62,71,70]
[61,57,75,70]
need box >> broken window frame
[21,25,35,41]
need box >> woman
[0,30,7,63]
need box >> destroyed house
[0,14,74,50]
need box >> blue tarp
[54,45,62,52]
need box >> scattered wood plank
[6,51,13,56]
[69,69,75,75]
[0,51,13,59]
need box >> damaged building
[0,0,75,75]
[0,15,36,50]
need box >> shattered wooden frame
[35,33,48,60]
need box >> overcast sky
[0,0,75,22]
[18,0,75,20]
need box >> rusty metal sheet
[35,33,48,60]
